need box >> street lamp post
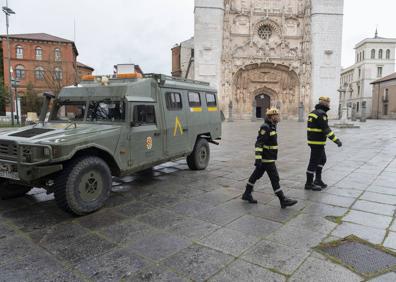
[2,3,16,126]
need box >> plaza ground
[0,120,396,281]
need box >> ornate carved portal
[232,63,300,119]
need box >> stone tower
[194,0,225,90]
[310,0,344,117]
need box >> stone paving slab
[162,244,234,282]
[343,210,393,229]
[1,120,396,281]
[289,256,362,282]
[241,239,311,275]
[208,259,286,282]
[331,222,387,245]
[383,232,396,251]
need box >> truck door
[161,90,190,156]
[129,102,163,168]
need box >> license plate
[0,170,19,180]
[0,163,19,180]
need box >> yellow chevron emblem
[173,116,184,137]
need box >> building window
[371,49,376,59]
[16,45,23,59]
[165,92,182,111]
[358,68,361,78]
[383,89,389,101]
[377,66,383,78]
[357,85,361,96]
[363,51,365,60]
[54,67,63,80]
[386,49,391,59]
[356,102,360,112]
[258,25,272,40]
[54,48,61,61]
[379,49,383,59]
[35,67,45,80]
[15,65,25,80]
[35,47,43,60]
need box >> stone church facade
[174,0,344,119]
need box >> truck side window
[133,105,156,125]
[188,92,201,107]
[206,93,217,107]
[166,92,182,110]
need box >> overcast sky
[1,0,394,74]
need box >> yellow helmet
[319,96,330,103]
[266,108,280,116]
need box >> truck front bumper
[0,142,63,184]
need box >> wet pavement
[1,120,396,281]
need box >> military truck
[0,73,222,215]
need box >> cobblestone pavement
[1,120,396,281]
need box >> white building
[174,0,344,119]
[339,32,396,119]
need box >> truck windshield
[50,101,87,122]
[50,100,125,122]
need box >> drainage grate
[317,236,396,277]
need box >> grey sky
[1,0,394,74]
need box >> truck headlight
[20,145,52,162]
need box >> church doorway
[255,94,271,118]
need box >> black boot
[314,179,328,189]
[280,197,298,209]
[314,168,327,188]
[305,172,322,191]
[276,190,298,209]
[242,185,257,204]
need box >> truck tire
[0,180,32,200]
[54,156,112,216]
[187,138,210,170]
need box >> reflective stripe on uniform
[247,182,255,187]
[327,131,335,137]
[255,148,263,152]
[262,159,275,163]
[307,170,315,174]
[270,131,277,136]
[255,156,262,159]
[263,145,278,150]
[274,188,283,194]
[308,141,326,145]
[331,136,338,142]
[307,128,323,132]
[317,165,324,168]
[309,113,319,119]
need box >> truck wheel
[187,138,210,170]
[54,156,112,216]
[0,180,32,200]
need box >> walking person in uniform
[305,97,342,191]
[242,108,298,209]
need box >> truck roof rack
[144,73,210,86]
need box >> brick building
[371,72,396,119]
[0,33,93,115]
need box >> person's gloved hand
[335,139,342,147]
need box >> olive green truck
[0,74,222,215]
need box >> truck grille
[0,140,18,161]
